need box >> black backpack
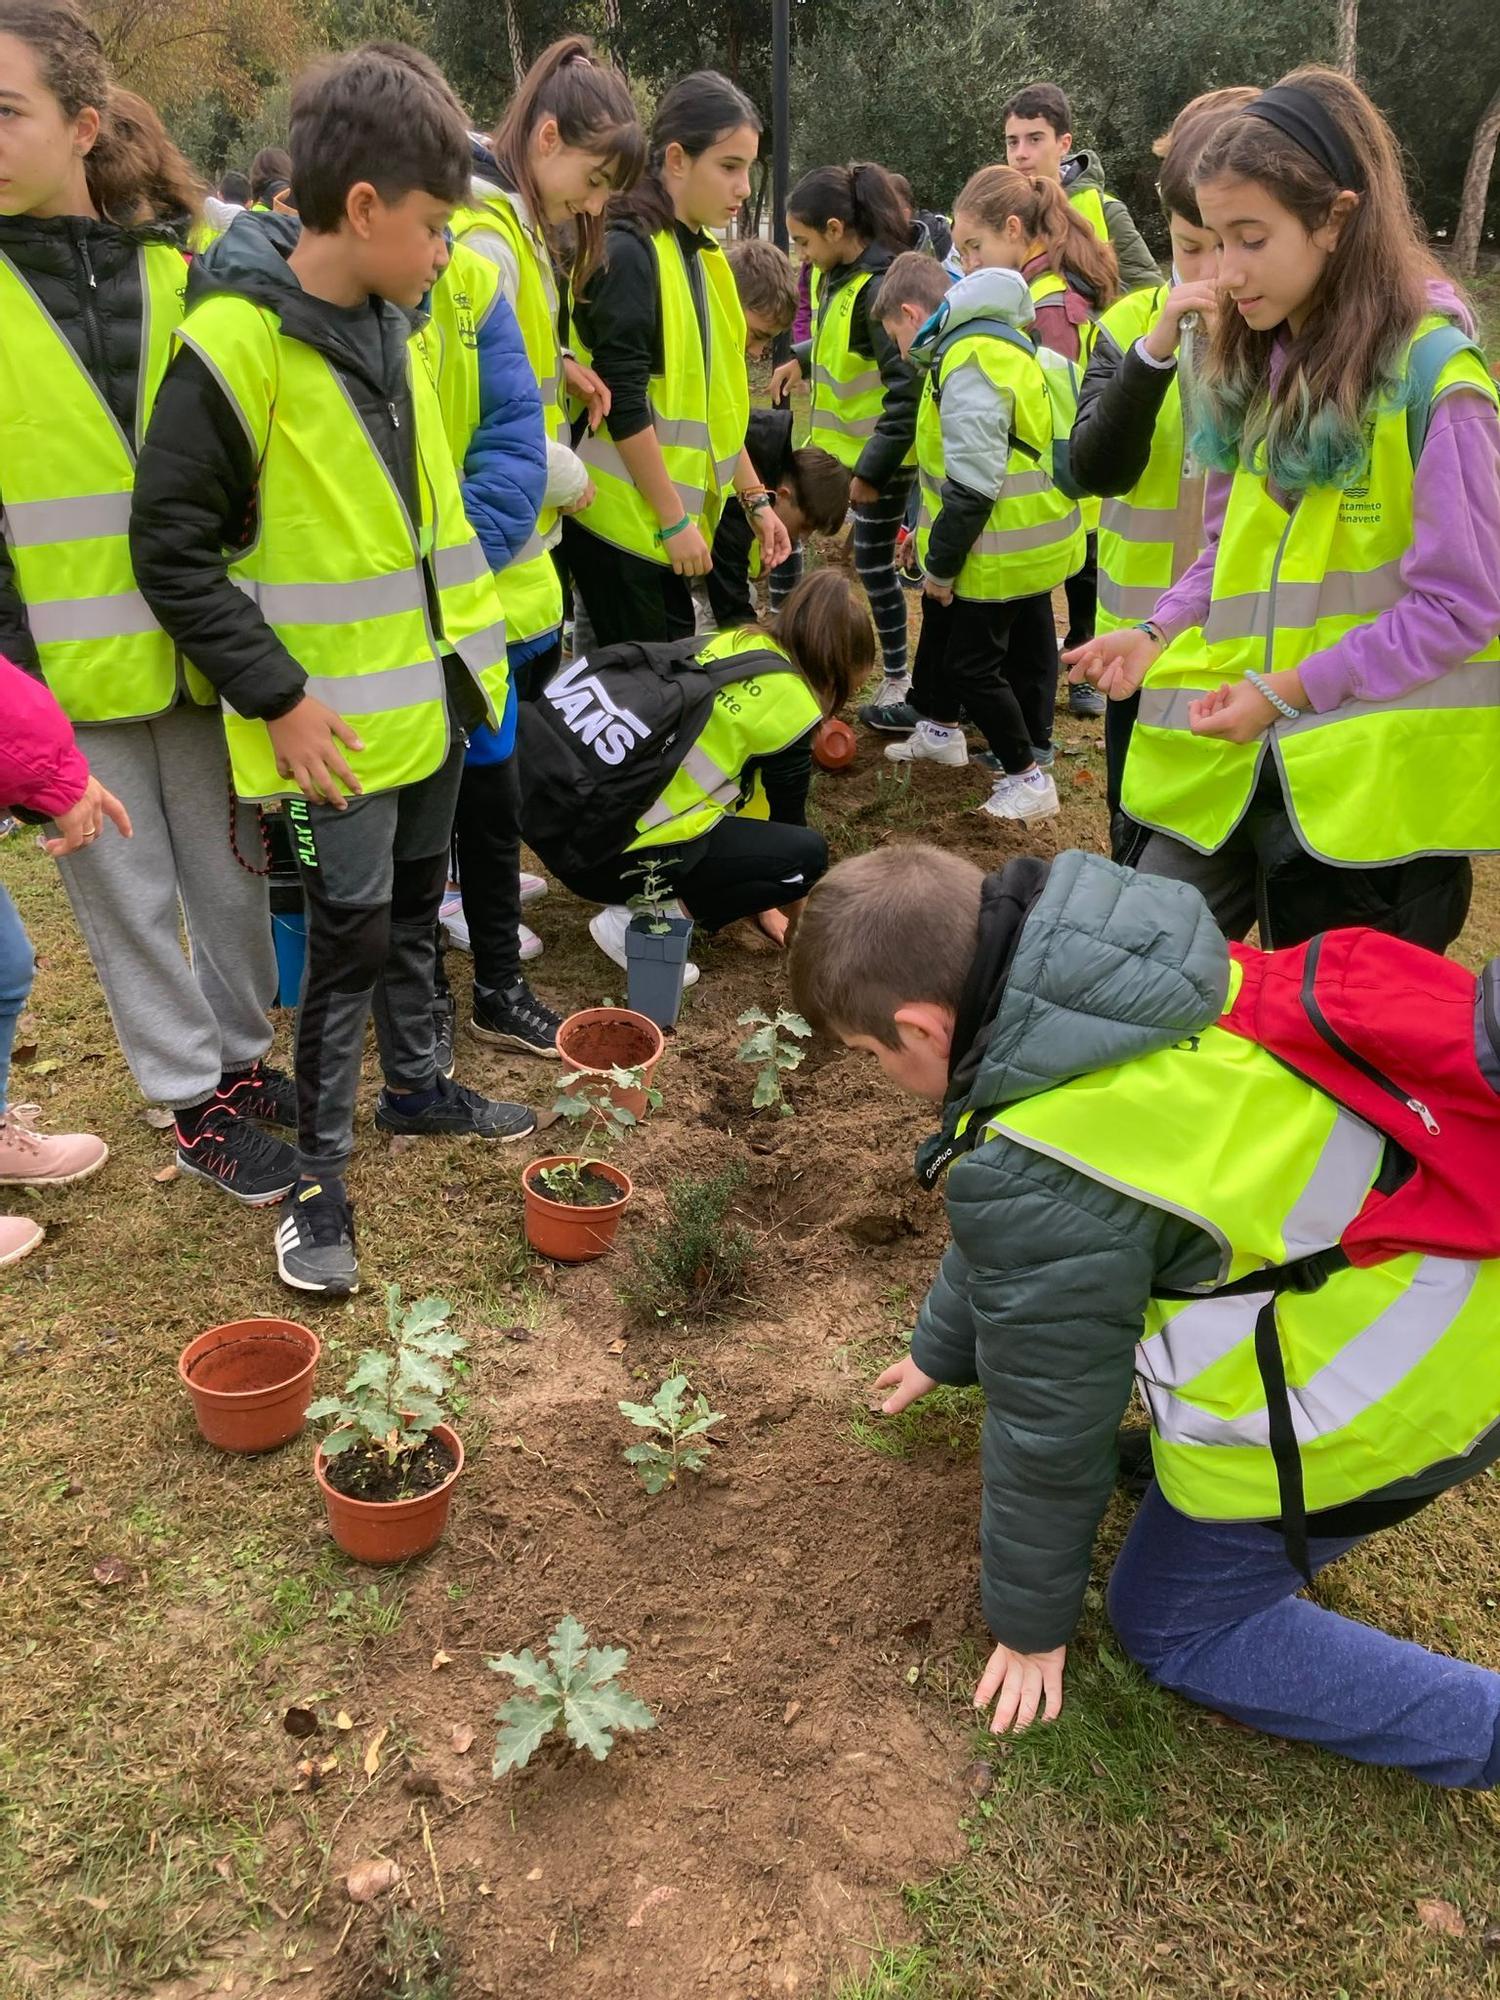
[515,637,799,883]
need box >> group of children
[4,0,1500,1792]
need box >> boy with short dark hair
[131,44,536,1297]
[1001,83,1159,293]
[788,843,1500,1784]
[725,237,799,359]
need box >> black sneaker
[1068,681,1106,719]
[858,698,919,735]
[275,1178,358,1294]
[374,1075,537,1142]
[218,1058,297,1130]
[176,1103,298,1205]
[434,992,457,1081]
[469,979,562,1059]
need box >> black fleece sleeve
[747,729,813,825]
[572,230,657,443]
[925,480,995,585]
[705,500,756,629]
[851,287,920,490]
[1070,325,1179,498]
[129,348,307,721]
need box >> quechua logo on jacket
[542,657,651,766]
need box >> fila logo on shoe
[542,657,651,767]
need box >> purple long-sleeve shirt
[1153,293,1500,713]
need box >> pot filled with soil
[315,1421,464,1565]
[306,1287,467,1564]
[178,1318,320,1453]
[555,1007,665,1120]
[522,1155,633,1262]
[625,914,695,1031]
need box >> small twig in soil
[419,1805,445,1915]
[333,1907,357,1956]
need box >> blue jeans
[1108,1482,1500,1788]
[0,882,36,1119]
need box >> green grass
[848,1382,986,1461]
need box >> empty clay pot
[555,1006,665,1120]
[812,717,857,771]
[179,1319,320,1454]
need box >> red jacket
[1021,252,1096,364]
[1,655,88,817]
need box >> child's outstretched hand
[754,503,793,574]
[974,1640,1067,1734]
[874,1354,939,1414]
[768,357,802,406]
[563,355,610,432]
[1062,625,1162,702]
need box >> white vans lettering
[542,656,651,767]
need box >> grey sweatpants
[55,703,276,1109]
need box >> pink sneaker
[0,1105,109,1185]
[0,1214,44,1265]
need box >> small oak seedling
[626,858,677,937]
[540,1064,661,1205]
[619,1372,725,1494]
[307,1286,465,1482]
[489,1615,655,1773]
[736,1007,812,1115]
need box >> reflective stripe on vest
[572,230,748,565]
[627,630,821,851]
[0,244,212,723]
[963,992,1500,1520]
[1122,315,1500,862]
[1092,285,1203,635]
[453,192,567,642]
[806,264,913,471]
[179,293,508,801]
[915,329,1083,600]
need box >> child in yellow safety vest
[0,1,304,1202]
[1066,66,1500,953]
[773,162,922,723]
[1069,87,1257,859]
[564,72,789,647]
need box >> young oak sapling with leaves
[736,1008,812,1114]
[490,1615,655,1773]
[306,1286,466,1502]
[539,1064,661,1206]
[619,1372,725,1494]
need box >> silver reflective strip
[682,742,733,793]
[1000,470,1055,499]
[1137,686,1215,730]
[578,435,707,515]
[299,660,444,715]
[1279,661,1500,735]
[811,363,881,401]
[1100,498,1179,542]
[1206,563,1404,642]
[810,407,879,441]
[1149,1256,1481,1449]
[1098,575,1167,620]
[512,526,550,566]
[714,452,741,487]
[3,491,134,547]
[639,741,739,829]
[1140,1290,1270,1394]
[26,590,159,643]
[431,539,491,590]
[653,416,712,452]
[967,511,1081,556]
[234,571,426,624]
[536,372,560,406]
[453,619,508,676]
[1281,1108,1387,1256]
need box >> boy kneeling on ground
[789,844,1500,1785]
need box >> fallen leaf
[78,1894,110,1912]
[345,1857,401,1903]
[1073,768,1095,786]
[782,1700,802,1726]
[27,1058,60,1076]
[91,1557,132,1586]
[450,1724,475,1755]
[363,1724,388,1776]
[605,1338,629,1356]
[283,1706,318,1739]
[317,1754,338,1776]
[498,1325,531,1343]
[626,1885,677,1928]
[387,1133,419,1156]
[214,1857,234,1881]
[141,1105,175,1130]
[431,1649,452,1671]
[1416,1898,1466,1937]
[960,1758,993,1800]
[334,1710,353,1732]
[151,1163,179,1184]
[526,1866,543,1882]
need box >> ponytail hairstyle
[1152,86,1259,227]
[609,70,761,238]
[786,162,907,254]
[0,0,202,226]
[492,34,644,292]
[753,568,874,715]
[954,164,1118,308]
[1190,65,1451,492]
[248,146,293,208]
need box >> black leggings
[562,815,829,933]
[447,755,522,998]
[561,518,695,647]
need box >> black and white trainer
[275,1178,359,1295]
[175,1102,298,1205]
[374,1075,537,1141]
[468,978,562,1059]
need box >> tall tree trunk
[1454,80,1500,275]
[1335,0,1358,75]
[503,0,526,90]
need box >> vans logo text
[543,657,650,766]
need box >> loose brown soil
[322,1431,458,1503]
[534,1161,630,1207]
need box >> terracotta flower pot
[178,1318,320,1454]
[314,1422,464,1565]
[522,1156,633,1262]
[812,716,857,771]
[556,1006,665,1120]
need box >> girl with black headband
[1066,64,1500,954]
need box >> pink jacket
[1,656,89,817]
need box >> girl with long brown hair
[951,163,1119,363]
[0,0,298,1200]
[1067,65,1500,952]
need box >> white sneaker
[872,672,911,707]
[981,771,1061,822]
[589,905,700,987]
[885,720,968,767]
[519,922,544,961]
[519,871,548,906]
[440,892,470,952]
